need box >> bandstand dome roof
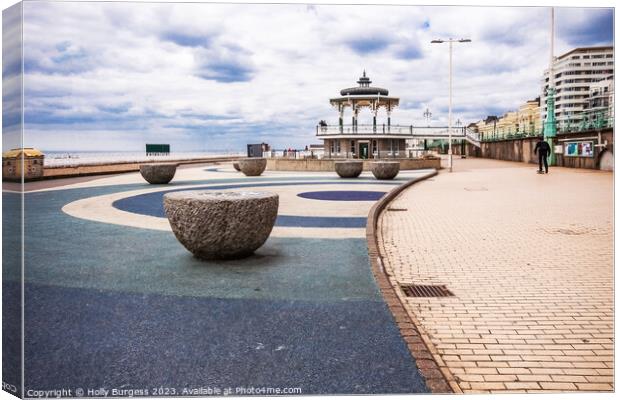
[339,71,389,96]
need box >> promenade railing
[317,124,472,137]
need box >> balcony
[316,124,481,147]
[317,124,413,136]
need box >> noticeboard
[146,144,170,155]
[564,141,594,158]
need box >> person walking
[534,136,551,174]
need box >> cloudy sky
[2,1,614,152]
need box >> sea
[44,151,244,167]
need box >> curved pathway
[378,158,613,393]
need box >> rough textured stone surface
[233,162,241,171]
[139,163,178,184]
[163,190,279,260]
[334,161,363,178]
[239,158,267,176]
[370,161,400,180]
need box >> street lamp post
[423,107,432,126]
[431,38,471,172]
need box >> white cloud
[10,1,614,151]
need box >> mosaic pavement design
[3,164,435,394]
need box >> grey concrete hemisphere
[370,161,400,180]
[238,158,267,176]
[233,161,241,171]
[334,160,363,178]
[163,190,279,260]
[139,163,178,184]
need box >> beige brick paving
[377,158,613,393]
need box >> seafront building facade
[581,75,614,128]
[473,46,614,140]
[541,46,614,131]
[474,98,541,140]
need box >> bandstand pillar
[373,101,378,133]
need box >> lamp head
[459,39,472,42]
[431,39,444,43]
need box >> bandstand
[317,72,407,159]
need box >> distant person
[534,136,551,174]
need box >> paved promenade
[4,164,433,395]
[378,158,613,393]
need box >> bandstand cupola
[330,71,400,130]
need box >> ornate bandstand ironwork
[316,72,480,159]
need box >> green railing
[479,129,542,142]
[479,111,614,142]
[559,110,614,134]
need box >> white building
[541,46,614,131]
[581,75,614,129]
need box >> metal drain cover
[401,284,455,297]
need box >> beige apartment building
[474,98,541,140]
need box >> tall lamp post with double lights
[431,38,471,172]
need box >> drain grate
[400,284,454,297]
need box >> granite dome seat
[370,161,400,180]
[139,163,178,184]
[334,161,363,178]
[163,190,279,260]
[239,158,267,176]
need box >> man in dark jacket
[534,136,551,174]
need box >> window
[330,141,335,154]
[372,140,377,154]
[336,141,341,153]
[350,140,355,154]
[390,140,399,155]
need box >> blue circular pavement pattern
[112,182,387,228]
[297,190,386,201]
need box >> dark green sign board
[146,144,170,155]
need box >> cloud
[2,2,23,150]
[194,51,255,83]
[16,2,614,151]
[557,8,614,45]
[345,36,392,54]
[161,31,213,48]
[394,43,424,60]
